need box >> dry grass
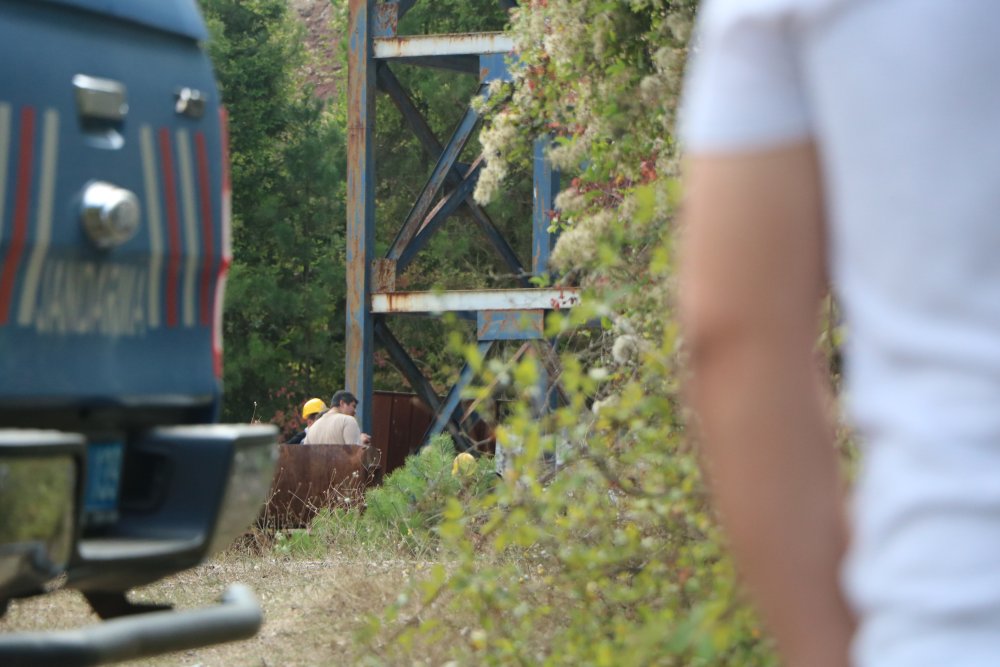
[0,549,447,667]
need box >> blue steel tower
[345,0,574,451]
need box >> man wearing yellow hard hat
[286,397,327,444]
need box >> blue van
[0,1,278,663]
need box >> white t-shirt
[682,2,1000,665]
[302,410,362,446]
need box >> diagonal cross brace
[421,340,495,450]
[374,318,477,450]
[399,157,484,270]
[378,64,527,282]
[386,92,484,263]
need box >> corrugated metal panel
[265,444,379,528]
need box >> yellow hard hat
[302,397,327,419]
[452,452,476,477]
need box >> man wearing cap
[303,390,371,446]
[286,397,327,444]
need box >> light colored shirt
[302,410,362,445]
[683,2,1000,665]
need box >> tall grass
[267,437,496,560]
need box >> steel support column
[346,0,376,434]
[533,135,559,279]
[532,136,560,416]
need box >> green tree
[200,0,349,434]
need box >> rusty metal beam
[421,341,494,449]
[374,33,514,59]
[377,64,526,281]
[386,96,483,264]
[374,318,475,449]
[346,0,376,435]
[398,158,483,271]
[371,288,580,313]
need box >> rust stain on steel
[382,291,405,312]
[374,2,398,37]
[373,258,396,292]
[554,287,580,308]
[373,32,513,59]
[265,444,381,529]
[477,309,544,340]
[346,0,375,409]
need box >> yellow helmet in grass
[301,397,327,419]
[452,452,477,478]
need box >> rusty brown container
[264,444,381,528]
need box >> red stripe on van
[159,128,181,328]
[195,131,214,327]
[213,108,232,378]
[0,107,35,326]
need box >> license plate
[84,440,124,525]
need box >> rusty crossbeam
[386,95,484,263]
[377,64,526,281]
[371,288,580,313]
[373,33,514,59]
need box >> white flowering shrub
[360,2,782,665]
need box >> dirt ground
[0,552,436,667]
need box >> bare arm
[678,142,853,667]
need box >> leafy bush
[357,436,495,554]
[362,328,776,666]
[359,1,782,664]
[272,437,496,561]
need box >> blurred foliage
[0,458,74,563]
[361,1,781,665]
